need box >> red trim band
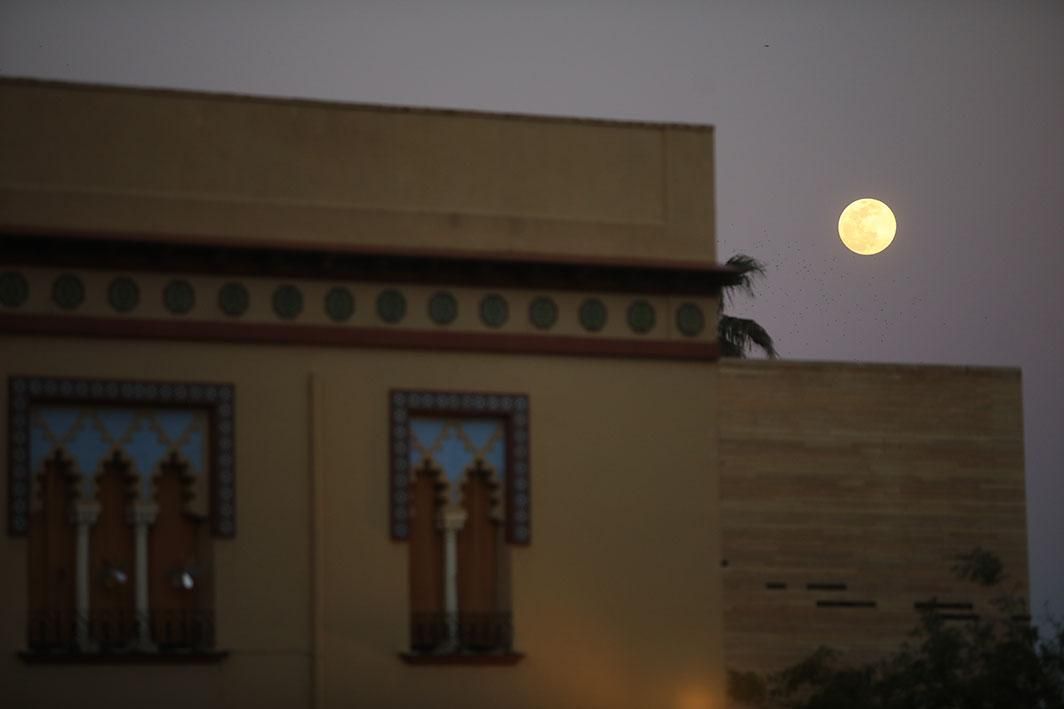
[0,313,720,361]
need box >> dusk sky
[2,1,1061,620]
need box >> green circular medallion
[0,271,29,308]
[578,298,608,332]
[627,299,656,334]
[272,284,304,320]
[529,297,558,330]
[676,302,705,337]
[377,289,407,324]
[163,280,196,315]
[324,287,354,322]
[218,282,249,317]
[52,274,85,310]
[428,291,458,325]
[479,293,509,328]
[107,277,139,313]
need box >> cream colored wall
[718,360,1028,674]
[0,79,716,263]
[0,335,725,709]
[0,337,313,709]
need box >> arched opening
[457,459,510,651]
[90,451,136,648]
[408,460,445,652]
[27,450,76,650]
[150,452,211,649]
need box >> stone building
[0,79,1027,709]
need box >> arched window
[150,453,211,649]
[457,460,506,651]
[9,377,234,657]
[89,452,136,649]
[408,460,446,652]
[27,451,76,651]
[391,390,529,660]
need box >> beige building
[0,79,1026,709]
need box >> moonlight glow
[838,198,897,255]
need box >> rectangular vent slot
[765,582,787,590]
[914,601,974,611]
[816,600,876,609]
[806,582,847,591]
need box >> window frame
[8,375,236,538]
[9,375,234,661]
[389,389,530,546]
[390,389,530,664]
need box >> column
[129,501,159,650]
[70,501,101,651]
[437,506,468,651]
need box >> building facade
[0,79,1026,709]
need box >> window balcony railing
[409,612,513,655]
[25,609,215,654]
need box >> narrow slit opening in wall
[765,582,787,590]
[806,582,847,591]
[815,600,876,609]
[914,601,973,611]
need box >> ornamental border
[7,376,236,538]
[389,389,531,546]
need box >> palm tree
[718,254,778,359]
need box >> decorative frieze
[0,267,716,356]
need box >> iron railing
[410,612,513,654]
[26,609,215,653]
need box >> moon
[838,198,897,255]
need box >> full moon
[838,198,897,255]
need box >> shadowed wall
[719,359,1027,673]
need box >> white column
[129,501,159,650]
[71,501,100,651]
[438,507,467,650]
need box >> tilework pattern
[529,297,559,330]
[164,280,195,315]
[377,289,407,324]
[7,377,236,537]
[427,291,458,325]
[676,302,707,337]
[272,284,304,320]
[324,287,354,322]
[29,406,208,483]
[627,299,656,334]
[390,390,531,545]
[219,282,250,317]
[0,268,716,347]
[107,277,139,313]
[578,298,608,332]
[0,271,29,307]
[479,293,509,328]
[52,274,85,310]
[410,418,506,507]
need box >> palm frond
[719,315,779,359]
[723,254,768,302]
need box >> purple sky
[2,1,1061,621]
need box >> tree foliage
[719,254,778,359]
[728,552,1064,709]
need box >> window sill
[399,651,524,666]
[18,649,229,664]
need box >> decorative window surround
[390,390,530,545]
[8,376,236,538]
